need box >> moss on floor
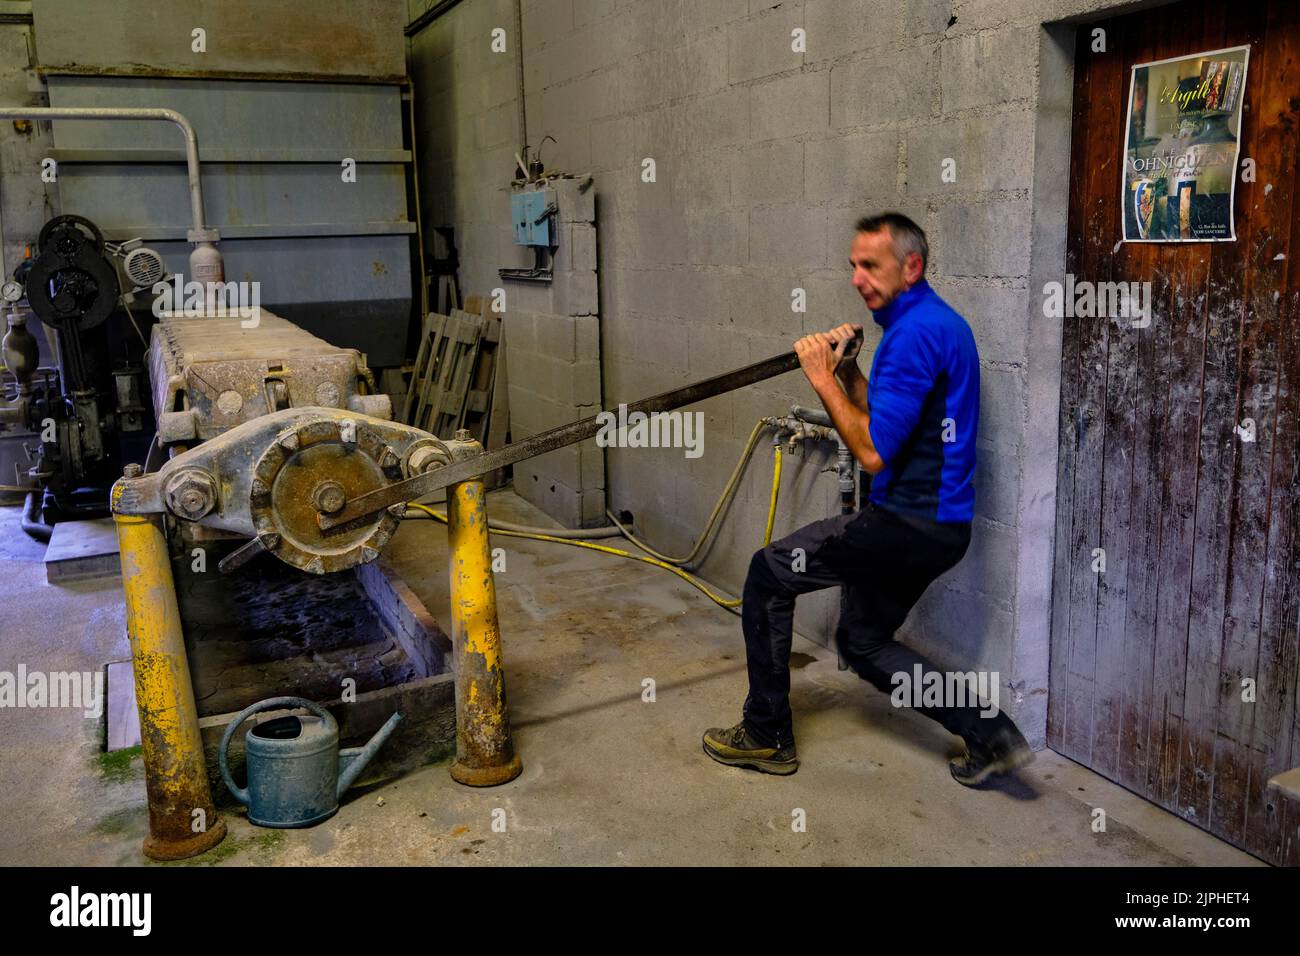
[96,746,143,783]
[151,828,287,866]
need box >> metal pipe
[404,0,466,37]
[513,0,528,163]
[113,467,226,860]
[0,107,211,237]
[446,439,522,787]
[790,403,832,428]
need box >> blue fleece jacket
[864,279,979,523]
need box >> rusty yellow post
[446,456,522,787]
[113,467,226,860]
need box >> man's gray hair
[855,212,928,275]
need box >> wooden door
[1050,0,1300,865]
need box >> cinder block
[546,391,581,432]
[830,46,935,128]
[580,488,606,525]
[575,314,601,360]
[973,437,1019,527]
[935,200,1032,278]
[678,88,750,151]
[542,71,618,131]
[569,222,598,271]
[686,321,758,379]
[507,351,560,396]
[672,150,735,211]
[904,111,1034,196]
[620,212,690,266]
[484,62,518,109]
[590,115,638,172]
[683,0,748,36]
[555,177,596,222]
[927,281,1029,366]
[503,310,538,355]
[728,268,805,338]
[903,587,1016,676]
[553,223,575,272]
[581,440,606,487]
[517,470,583,527]
[750,71,829,142]
[517,469,607,529]
[800,271,867,327]
[530,444,584,489]
[731,384,791,439]
[686,209,749,267]
[945,517,1018,608]
[732,139,804,206]
[727,6,806,84]
[554,269,599,316]
[977,364,1026,450]
[535,313,577,360]
[507,384,542,433]
[667,269,735,325]
[904,0,955,37]
[803,0,905,64]
[634,317,690,370]
[566,359,602,406]
[749,205,827,270]
[505,280,559,315]
[573,0,616,28]
[622,36,730,111]
[804,130,898,204]
[940,27,1037,112]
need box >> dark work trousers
[741,502,1015,749]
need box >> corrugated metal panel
[46,75,414,366]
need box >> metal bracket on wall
[498,245,553,283]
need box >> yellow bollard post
[113,465,226,860]
[446,446,522,787]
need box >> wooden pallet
[401,299,511,455]
[401,311,449,427]
[460,315,501,442]
[427,310,485,437]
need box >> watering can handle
[217,696,336,806]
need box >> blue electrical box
[511,188,555,247]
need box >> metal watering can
[218,696,402,828]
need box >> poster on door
[1122,45,1249,242]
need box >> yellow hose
[765,445,781,546]
[606,420,767,566]
[404,432,786,615]
[406,501,745,612]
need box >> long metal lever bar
[319,330,862,533]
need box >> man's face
[850,229,917,312]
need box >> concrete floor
[0,491,1262,866]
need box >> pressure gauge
[0,280,21,304]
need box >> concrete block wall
[408,0,1151,747]
[495,176,606,527]
[505,306,607,527]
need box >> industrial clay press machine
[114,304,856,860]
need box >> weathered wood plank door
[1050,0,1300,864]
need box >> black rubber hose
[20,490,51,542]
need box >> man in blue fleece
[703,212,1033,785]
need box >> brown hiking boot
[950,723,1034,786]
[702,722,798,775]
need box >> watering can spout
[337,712,403,798]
